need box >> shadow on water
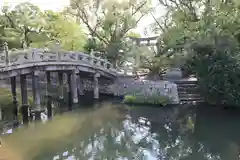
[1,102,240,160]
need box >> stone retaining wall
[109,78,179,104]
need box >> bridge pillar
[32,71,41,120]
[20,74,29,124]
[67,73,72,110]
[58,72,64,100]
[0,107,2,120]
[71,70,78,104]
[46,71,52,118]
[10,76,18,120]
[77,74,84,96]
[94,73,100,99]
[46,71,51,96]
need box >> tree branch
[132,1,147,16]
[73,3,109,45]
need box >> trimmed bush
[123,95,137,103]
[123,94,171,106]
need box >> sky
[0,0,166,36]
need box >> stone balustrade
[0,48,115,73]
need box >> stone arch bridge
[0,42,119,123]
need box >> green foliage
[127,31,141,38]
[83,37,105,53]
[150,0,240,106]
[186,35,240,106]
[0,2,86,51]
[123,95,137,103]
[39,11,86,51]
[0,3,46,48]
[0,88,33,110]
[67,0,152,65]
[123,94,171,106]
[140,54,172,74]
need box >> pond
[1,102,240,160]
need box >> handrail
[0,47,117,74]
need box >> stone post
[46,71,51,97]
[90,49,94,56]
[20,74,29,124]
[3,42,9,65]
[10,76,18,120]
[103,62,108,69]
[147,40,150,46]
[32,71,41,120]
[56,40,61,61]
[58,72,64,100]
[67,73,72,110]
[97,57,101,67]
[90,49,95,64]
[109,64,113,69]
[46,71,52,118]
[94,73,100,99]
[31,48,36,61]
[71,70,78,104]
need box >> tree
[0,2,87,51]
[151,0,240,56]
[0,2,45,48]
[67,0,152,66]
[148,0,240,106]
[34,11,87,51]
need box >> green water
[1,102,240,160]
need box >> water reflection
[1,103,240,160]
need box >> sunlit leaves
[0,2,46,48]
[0,2,87,51]
[68,0,152,65]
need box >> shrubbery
[123,94,171,106]
[185,35,240,107]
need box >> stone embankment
[108,76,180,104]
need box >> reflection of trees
[126,105,197,160]
[34,116,146,159]
[193,106,240,160]
[33,104,240,160]
[35,105,197,160]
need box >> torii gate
[128,36,159,74]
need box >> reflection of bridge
[0,42,119,123]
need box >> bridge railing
[0,42,117,73]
